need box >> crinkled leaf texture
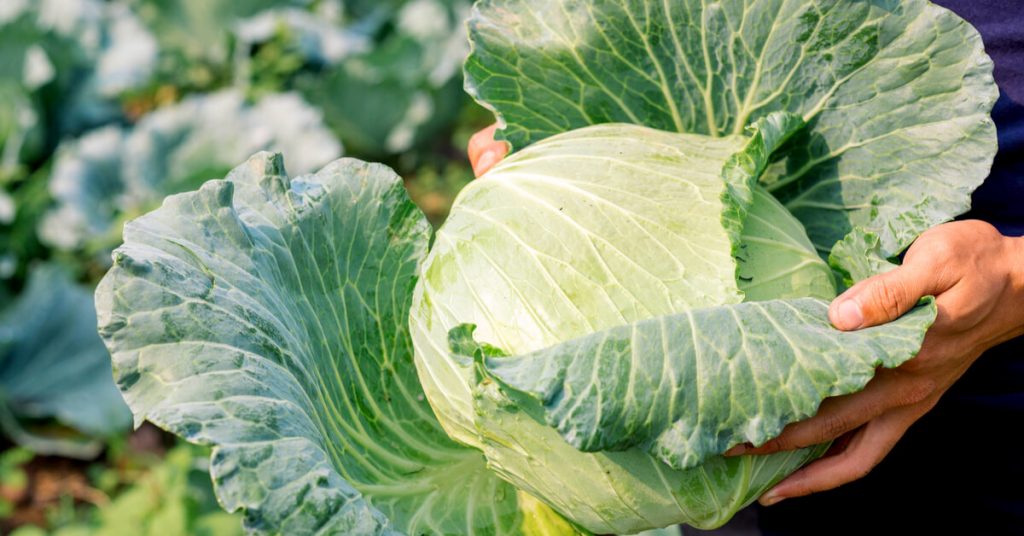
[412,115,826,446]
[465,0,998,258]
[452,297,936,471]
[96,153,579,535]
[828,228,899,289]
[411,118,933,532]
[0,265,131,458]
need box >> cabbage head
[411,121,842,530]
[95,0,997,534]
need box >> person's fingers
[829,260,949,331]
[725,369,932,457]
[467,124,498,164]
[468,124,508,176]
[473,150,503,177]
[758,403,922,505]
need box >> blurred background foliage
[0,0,486,531]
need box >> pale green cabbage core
[410,124,835,532]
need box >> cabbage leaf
[96,153,578,534]
[465,0,998,257]
[451,297,935,471]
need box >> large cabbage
[411,121,842,530]
[94,0,997,534]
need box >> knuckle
[818,413,851,441]
[870,278,908,321]
[760,437,785,453]
[898,378,936,407]
[836,453,879,483]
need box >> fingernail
[475,150,498,176]
[833,299,864,330]
[760,491,786,507]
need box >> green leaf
[412,117,832,533]
[452,297,936,471]
[0,265,131,458]
[828,227,898,288]
[96,153,577,535]
[412,116,830,448]
[465,0,998,257]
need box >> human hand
[468,124,509,177]
[725,220,1024,506]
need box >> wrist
[1010,235,1024,296]
[1003,234,1024,344]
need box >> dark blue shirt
[956,0,1024,236]
[743,2,1024,534]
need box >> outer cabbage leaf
[96,153,579,535]
[465,0,998,257]
[452,297,936,471]
[0,265,131,458]
[40,90,342,254]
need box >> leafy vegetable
[465,0,998,258]
[128,0,309,76]
[96,153,577,534]
[452,297,935,469]
[412,119,937,531]
[93,0,998,533]
[0,0,157,143]
[0,265,131,458]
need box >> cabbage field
[0,0,998,534]
[1,0,481,532]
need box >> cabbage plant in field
[95,0,997,534]
[0,0,157,175]
[39,89,341,255]
[0,266,130,458]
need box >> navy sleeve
[943,0,1024,235]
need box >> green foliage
[95,153,576,534]
[39,90,342,257]
[0,448,33,519]
[79,445,243,536]
[3,0,1002,534]
[465,0,998,257]
[0,265,131,458]
[412,119,935,531]
[7,445,242,536]
[0,0,481,482]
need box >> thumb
[829,264,939,331]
